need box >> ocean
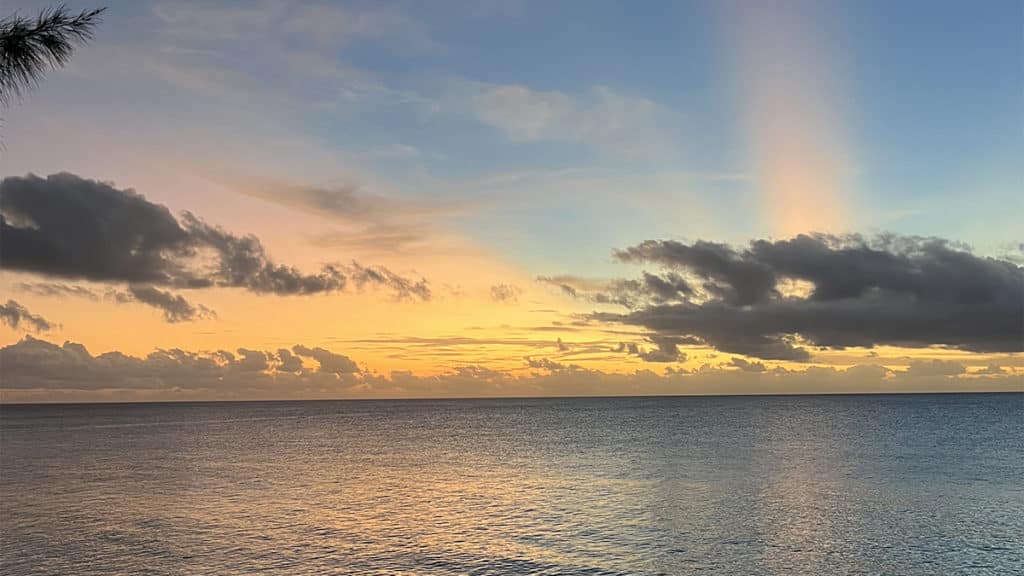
[1,394,1022,575]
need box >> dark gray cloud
[276,348,303,372]
[1,173,430,299]
[538,272,693,309]
[292,345,360,374]
[2,173,193,285]
[120,285,215,323]
[731,357,767,372]
[635,336,687,363]
[0,300,53,332]
[178,212,348,294]
[16,280,213,324]
[0,337,362,394]
[235,348,270,372]
[617,336,689,363]
[346,261,431,300]
[586,234,1024,360]
[617,240,772,306]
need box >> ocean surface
[1,394,1022,575]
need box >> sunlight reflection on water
[2,394,1022,575]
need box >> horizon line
[2,389,1022,407]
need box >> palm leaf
[0,5,106,107]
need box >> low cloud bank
[1,337,1018,402]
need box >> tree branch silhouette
[0,5,106,107]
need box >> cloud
[455,82,680,158]
[616,240,774,306]
[0,336,360,395]
[237,181,465,254]
[276,348,303,373]
[346,262,431,301]
[490,284,521,304]
[235,348,270,372]
[2,336,1019,402]
[624,336,688,363]
[116,285,215,323]
[975,364,1005,375]
[2,172,196,285]
[536,275,584,297]
[538,273,693,309]
[244,183,399,219]
[16,282,100,300]
[904,359,967,378]
[731,357,767,372]
[526,357,579,372]
[0,300,54,332]
[178,212,349,293]
[341,333,632,366]
[16,280,212,324]
[584,234,1024,360]
[154,1,433,50]
[292,345,360,374]
[281,3,435,50]
[1,173,430,300]
[145,1,439,119]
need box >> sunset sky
[1,0,1021,401]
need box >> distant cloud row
[1,336,1018,402]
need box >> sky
[0,0,1021,401]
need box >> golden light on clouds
[1,1,1020,403]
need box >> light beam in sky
[722,0,852,237]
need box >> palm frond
[0,5,106,106]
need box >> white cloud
[153,1,433,49]
[283,3,435,49]
[456,81,682,158]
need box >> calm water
[1,394,1022,575]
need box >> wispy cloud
[16,281,213,324]
[449,80,682,158]
[230,178,469,254]
[153,1,435,49]
[17,282,100,300]
[147,1,439,116]
[489,284,522,304]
